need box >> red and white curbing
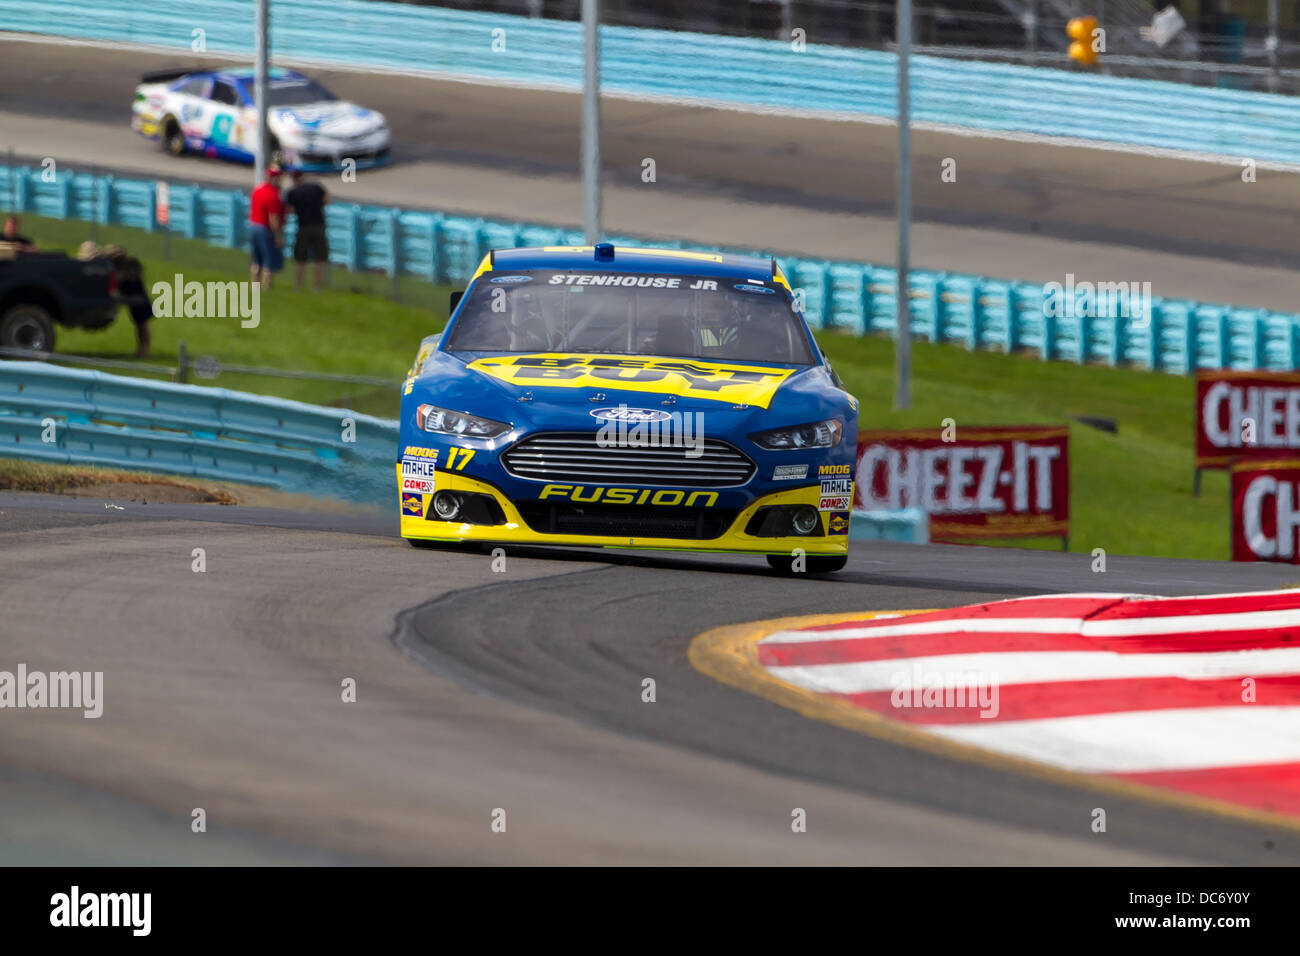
[757,590,1300,818]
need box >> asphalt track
[3,490,1300,865]
[4,35,1300,865]
[5,36,1300,311]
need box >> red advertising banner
[1196,370,1300,469]
[855,426,1069,542]
[155,180,171,228]
[1230,460,1300,562]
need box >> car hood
[270,101,385,136]
[408,350,848,438]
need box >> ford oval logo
[590,406,672,423]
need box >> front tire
[0,303,56,355]
[766,552,848,575]
[161,115,185,156]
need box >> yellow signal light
[1067,16,1101,64]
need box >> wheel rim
[7,313,48,351]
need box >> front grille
[516,501,739,540]
[502,432,755,487]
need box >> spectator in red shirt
[248,166,285,287]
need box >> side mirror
[449,290,463,313]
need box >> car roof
[208,66,310,84]
[167,66,309,85]
[487,245,777,281]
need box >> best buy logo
[469,353,792,408]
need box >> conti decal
[538,484,719,507]
[468,354,793,408]
[773,464,809,481]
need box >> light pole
[581,0,602,243]
[254,0,270,181]
[894,0,913,411]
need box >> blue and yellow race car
[398,244,858,573]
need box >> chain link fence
[387,0,1300,94]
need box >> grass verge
[819,331,1225,560]
[0,458,237,503]
[0,458,377,512]
[11,214,1226,557]
[18,213,451,418]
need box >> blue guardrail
[5,160,1299,375]
[3,0,1300,161]
[0,361,399,505]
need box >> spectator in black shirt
[104,244,155,358]
[285,170,329,292]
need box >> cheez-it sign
[1197,371,1300,468]
[855,425,1069,543]
[1232,461,1300,562]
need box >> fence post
[346,206,361,273]
[102,174,116,226]
[390,209,401,301]
[89,167,99,243]
[177,340,190,383]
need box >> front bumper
[397,467,849,556]
[131,113,160,139]
[282,130,391,171]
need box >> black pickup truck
[0,247,118,354]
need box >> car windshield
[445,270,816,365]
[238,78,335,106]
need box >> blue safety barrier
[2,0,1299,162]
[0,361,399,505]
[850,508,930,544]
[5,160,1299,375]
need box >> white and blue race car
[132,66,390,171]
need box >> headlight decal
[750,419,843,450]
[416,403,511,439]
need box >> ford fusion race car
[398,244,859,574]
[132,67,390,171]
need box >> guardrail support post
[894,0,913,411]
